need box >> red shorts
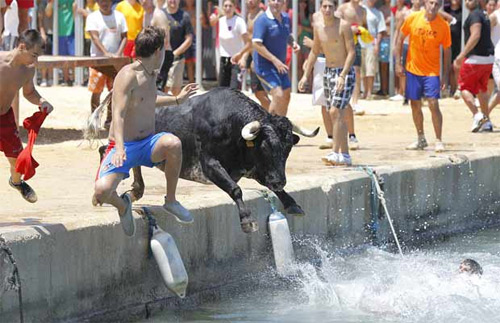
[0,108,23,158]
[123,40,136,59]
[6,0,33,9]
[459,62,493,95]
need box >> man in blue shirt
[252,0,299,116]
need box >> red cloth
[15,111,48,181]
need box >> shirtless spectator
[146,0,174,92]
[93,27,198,236]
[395,0,451,153]
[336,0,366,115]
[299,0,356,166]
[242,0,270,110]
[0,30,54,203]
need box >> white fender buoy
[150,226,189,298]
[268,209,295,276]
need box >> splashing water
[140,228,500,323]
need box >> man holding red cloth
[0,30,54,203]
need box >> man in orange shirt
[395,0,451,153]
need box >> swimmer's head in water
[459,259,483,275]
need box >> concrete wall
[2,152,500,322]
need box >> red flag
[391,6,398,15]
[15,111,48,181]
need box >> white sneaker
[319,138,333,150]
[389,94,405,101]
[471,112,487,133]
[479,120,493,132]
[353,104,365,116]
[406,138,428,150]
[434,141,445,153]
[349,136,360,150]
[40,80,48,87]
[453,90,461,100]
[321,152,352,166]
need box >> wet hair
[460,259,483,275]
[17,29,43,49]
[135,26,165,58]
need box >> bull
[100,88,314,233]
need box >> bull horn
[241,121,261,141]
[292,122,320,138]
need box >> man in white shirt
[1,0,19,51]
[86,0,128,127]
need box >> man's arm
[442,46,451,89]
[111,69,136,166]
[287,34,300,53]
[299,27,320,91]
[155,83,198,107]
[490,11,498,27]
[340,21,356,78]
[89,30,112,56]
[22,69,53,113]
[455,23,481,66]
[173,14,194,57]
[116,32,127,56]
[394,20,406,76]
[232,32,252,67]
[253,41,288,73]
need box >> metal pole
[291,0,298,93]
[315,0,320,11]
[195,0,202,86]
[75,0,84,86]
[389,0,396,96]
[241,0,248,92]
[52,0,59,85]
[462,0,468,51]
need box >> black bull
[101,88,306,233]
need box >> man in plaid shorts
[299,0,356,166]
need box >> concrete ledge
[2,152,500,322]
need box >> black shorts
[219,56,241,89]
[156,50,174,91]
[353,42,362,67]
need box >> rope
[141,207,158,259]
[0,236,24,323]
[358,167,404,257]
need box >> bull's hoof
[285,204,305,216]
[91,194,102,207]
[241,218,259,233]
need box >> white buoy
[150,226,189,298]
[268,201,295,276]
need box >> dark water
[139,228,500,323]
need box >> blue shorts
[97,132,168,180]
[255,68,291,92]
[405,71,440,100]
[58,34,75,56]
[379,38,390,63]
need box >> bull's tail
[83,90,113,143]
[291,122,320,138]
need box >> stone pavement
[1,86,500,231]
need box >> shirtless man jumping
[299,0,356,166]
[0,30,54,203]
[94,26,198,236]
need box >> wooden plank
[37,56,131,78]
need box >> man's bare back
[0,52,35,115]
[110,61,158,142]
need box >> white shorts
[312,56,327,106]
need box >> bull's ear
[292,134,300,145]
